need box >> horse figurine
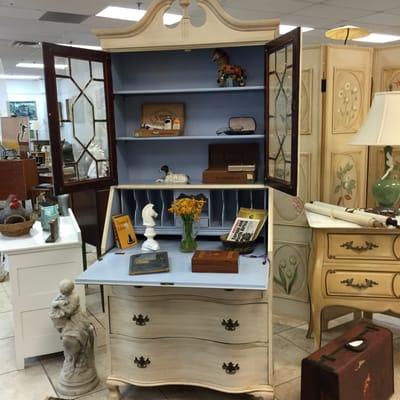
[141,203,160,251]
[212,49,247,87]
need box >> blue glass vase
[40,204,59,231]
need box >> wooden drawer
[326,233,400,261]
[108,296,268,343]
[110,336,269,390]
[110,285,265,302]
[325,269,400,299]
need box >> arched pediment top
[94,0,279,52]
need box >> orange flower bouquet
[169,197,206,252]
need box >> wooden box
[203,143,258,184]
[192,250,239,273]
[134,103,185,137]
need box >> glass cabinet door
[265,28,301,196]
[42,43,117,194]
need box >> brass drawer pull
[222,362,240,375]
[134,356,151,368]
[340,241,379,253]
[132,314,150,326]
[221,319,240,331]
[340,278,379,290]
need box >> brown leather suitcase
[301,321,394,400]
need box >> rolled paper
[312,201,397,227]
[304,203,385,228]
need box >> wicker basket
[0,216,35,237]
[220,234,257,254]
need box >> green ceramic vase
[373,172,400,208]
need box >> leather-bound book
[192,250,239,273]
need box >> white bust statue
[141,204,160,251]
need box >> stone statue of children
[49,279,99,397]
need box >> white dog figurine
[141,204,160,252]
[156,165,189,184]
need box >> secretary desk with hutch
[43,1,302,398]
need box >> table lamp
[350,91,400,209]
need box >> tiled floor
[1,267,400,400]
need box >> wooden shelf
[116,183,266,189]
[113,86,264,95]
[116,135,264,142]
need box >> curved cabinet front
[109,336,269,392]
[109,296,268,343]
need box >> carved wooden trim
[94,0,279,51]
[300,68,313,135]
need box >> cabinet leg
[251,392,274,400]
[312,307,322,350]
[107,382,121,400]
[363,311,373,320]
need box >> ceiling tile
[282,13,346,28]
[323,0,400,12]
[220,0,311,13]
[294,4,375,19]
[353,12,400,26]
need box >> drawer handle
[134,356,151,368]
[222,362,240,375]
[340,278,379,290]
[132,314,150,326]
[221,319,240,331]
[340,241,379,253]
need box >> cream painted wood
[320,45,372,208]
[273,46,323,319]
[307,212,400,349]
[326,232,400,261]
[1,210,85,369]
[109,296,268,343]
[110,285,266,302]
[94,0,278,52]
[109,335,270,393]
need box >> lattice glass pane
[267,43,294,184]
[92,61,104,80]
[54,56,111,184]
[86,80,106,120]
[70,58,91,89]
[55,56,70,76]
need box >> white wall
[0,79,49,140]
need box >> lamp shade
[350,91,400,146]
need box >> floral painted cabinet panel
[368,46,400,207]
[273,46,322,318]
[321,45,372,208]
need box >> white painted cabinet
[0,210,85,369]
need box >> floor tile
[0,364,56,400]
[41,346,108,397]
[0,337,17,375]
[77,389,109,399]
[273,335,308,386]
[0,311,13,339]
[0,289,12,312]
[274,377,300,400]
[272,314,305,335]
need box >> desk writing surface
[76,240,269,290]
[0,212,81,253]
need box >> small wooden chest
[191,250,239,273]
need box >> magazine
[226,217,260,242]
[237,208,267,239]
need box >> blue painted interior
[111,45,268,237]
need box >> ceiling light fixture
[96,6,182,26]
[0,74,41,80]
[57,43,102,51]
[279,25,314,35]
[325,25,369,45]
[16,62,67,69]
[353,33,400,44]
